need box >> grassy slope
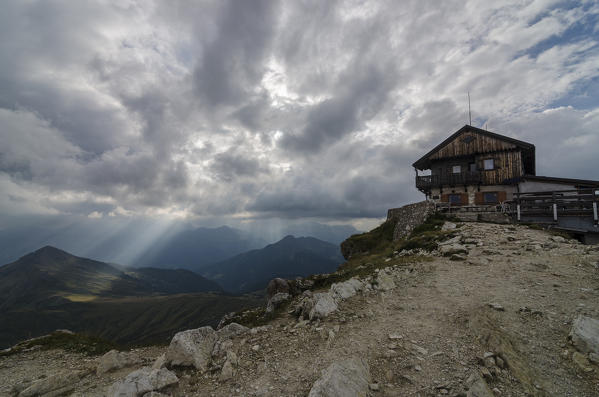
[0,293,262,349]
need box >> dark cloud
[210,148,269,182]
[193,0,279,107]
[0,0,597,233]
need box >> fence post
[593,202,598,225]
[517,204,521,221]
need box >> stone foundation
[387,201,436,241]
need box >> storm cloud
[0,0,598,229]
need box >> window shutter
[461,193,468,205]
[497,191,507,203]
[475,192,484,205]
[441,194,449,202]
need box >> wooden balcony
[415,171,483,193]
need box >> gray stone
[330,278,364,301]
[440,244,467,255]
[308,357,370,397]
[465,372,494,397]
[166,326,217,371]
[216,322,249,340]
[441,222,457,230]
[309,293,338,320]
[266,292,290,313]
[375,272,395,291]
[18,370,88,397]
[142,393,169,397]
[219,350,239,381]
[569,315,599,355]
[572,351,593,372]
[266,278,290,300]
[551,236,566,243]
[110,367,178,397]
[151,354,166,370]
[487,303,505,311]
[97,350,142,375]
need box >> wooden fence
[512,189,599,224]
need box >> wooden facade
[413,125,535,205]
[427,130,518,161]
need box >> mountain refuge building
[412,125,599,207]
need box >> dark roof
[412,125,535,170]
[519,175,599,187]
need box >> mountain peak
[35,245,68,255]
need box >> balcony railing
[416,172,482,192]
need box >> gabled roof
[412,125,535,170]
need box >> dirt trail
[1,222,599,396]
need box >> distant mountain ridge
[0,246,259,349]
[0,246,222,312]
[201,235,344,293]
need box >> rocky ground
[1,221,599,397]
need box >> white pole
[593,202,598,222]
[553,203,557,221]
[517,204,521,221]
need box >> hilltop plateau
[1,219,599,396]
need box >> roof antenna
[468,91,472,125]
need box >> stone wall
[387,200,436,241]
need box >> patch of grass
[341,220,396,258]
[1,331,118,357]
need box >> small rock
[483,357,496,368]
[551,236,566,243]
[217,322,249,340]
[442,222,457,230]
[376,272,396,291]
[465,372,494,397]
[388,333,403,340]
[369,383,380,391]
[569,315,599,355]
[572,351,593,372]
[97,350,142,375]
[414,365,422,371]
[252,345,261,352]
[151,354,167,370]
[18,370,89,397]
[495,356,505,369]
[487,303,505,311]
[308,357,370,397]
[109,367,178,397]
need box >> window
[452,165,461,174]
[449,194,462,204]
[483,192,498,203]
[483,158,494,170]
[469,162,477,172]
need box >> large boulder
[266,278,290,300]
[308,357,370,397]
[109,367,178,397]
[18,370,89,397]
[166,327,217,371]
[97,350,142,375]
[266,292,291,313]
[309,293,338,320]
[569,315,599,355]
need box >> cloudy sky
[1,0,599,250]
